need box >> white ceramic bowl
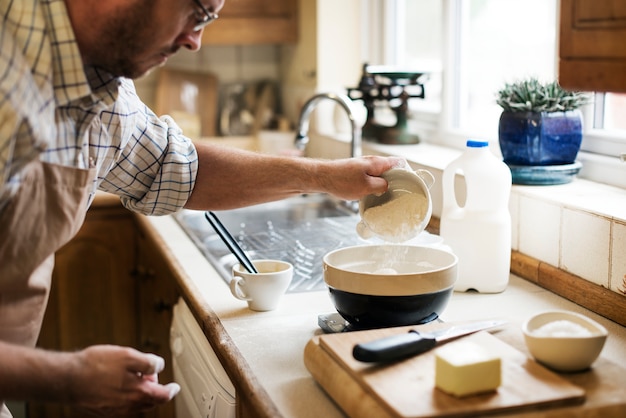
[323,244,457,329]
[522,310,608,372]
[357,168,434,242]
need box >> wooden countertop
[134,213,626,418]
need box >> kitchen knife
[353,320,506,363]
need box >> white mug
[230,260,293,311]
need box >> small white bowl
[522,310,608,372]
[357,168,434,242]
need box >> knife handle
[353,331,437,363]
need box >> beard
[83,0,177,79]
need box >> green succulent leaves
[496,78,590,113]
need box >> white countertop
[145,214,626,418]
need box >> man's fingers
[126,351,165,376]
[165,382,181,400]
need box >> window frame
[367,0,626,188]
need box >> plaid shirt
[0,0,198,215]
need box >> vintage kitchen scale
[348,64,428,145]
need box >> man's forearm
[0,341,73,403]
[184,142,399,210]
[185,143,323,210]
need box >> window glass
[397,0,557,135]
[403,1,442,67]
[461,0,557,135]
[603,93,626,131]
[383,0,626,179]
[397,0,443,113]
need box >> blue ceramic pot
[498,110,583,165]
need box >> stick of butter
[434,339,501,397]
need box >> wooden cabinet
[37,200,138,354]
[134,220,180,418]
[559,0,626,92]
[201,0,297,44]
[29,195,177,418]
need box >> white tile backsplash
[611,221,626,294]
[239,46,281,80]
[561,209,611,287]
[517,196,560,266]
[134,45,282,110]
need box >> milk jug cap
[467,140,489,148]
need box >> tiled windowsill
[309,134,626,325]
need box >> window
[366,0,626,188]
[602,94,626,131]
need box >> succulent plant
[496,78,590,113]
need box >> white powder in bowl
[532,319,593,337]
[362,193,428,242]
[373,268,398,275]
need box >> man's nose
[176,30,203,52]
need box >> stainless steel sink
[174,194,366,292]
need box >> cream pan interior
[323,245,457,296]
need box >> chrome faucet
[295,92,362,158]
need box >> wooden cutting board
[304,323,626,417]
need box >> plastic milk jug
[440,140,512,293]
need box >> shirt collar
[41,0,119,108]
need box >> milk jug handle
[442,160,462,211]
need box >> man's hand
[313,155,407,201]
[68,345,180,416]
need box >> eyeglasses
[191,0,219,32]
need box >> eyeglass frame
[191,0,219,32]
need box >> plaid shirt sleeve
[97,79,199,216]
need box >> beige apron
[0,160,95,418]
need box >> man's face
[80,0,222,79]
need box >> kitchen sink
[174,194,367,292]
